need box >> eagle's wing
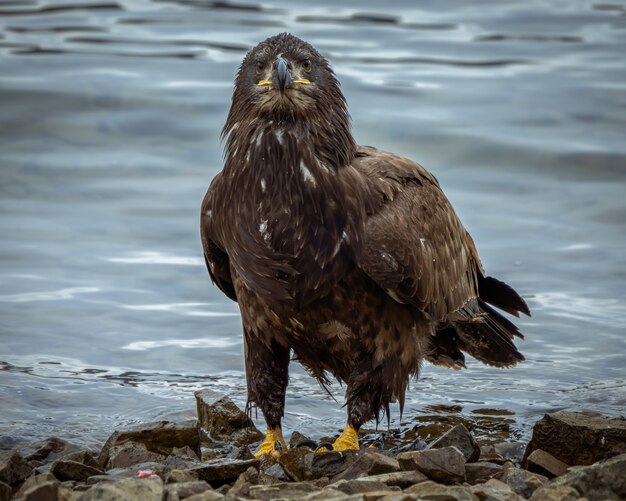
[352,146,481,321]
[200,173,237,302]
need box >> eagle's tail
[428,276,529,369]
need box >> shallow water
[1,0,625,449]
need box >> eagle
[200,33,530,457]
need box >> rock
[279,447,310,481]
[304,450,357,480]
[551,452,626,500]
[194,390,263,446]
[50,459,103,482]
[398,446,466,484]
[332,449,399,482]
[480,445,506,465]
[61,451,101,470]
[171,446,200,462]
[522,411,626,467]
[105,441,168,470]
[405,480,479,500]
[188,457,259,485]
[0,481,11,501]
[21,480,59,501]
[353,470,428,489]
[163,480,212,500]
[529,484,580,501]
[302,487,345,500]
[166,469,200,483]
[78,477,163,500]
[469,478,524,501]
[90,461,170,482]
[98,420,200,468]
[226,445,254,461]
[0,449,33,485]
[494,442,526,465]
[264,462,289,481]
[501,467,548,498]
[464,462,504,484]
[15,472,58,497]
[227,466,259,497]
[428,424,480,463]
[328,478,393,495]
[184,491,225,501]
[526,449,570,479]
[248,481,322,501]
[289,431,313,449]
[20,438,71,464]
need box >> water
[1,0,625,450]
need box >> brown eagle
[201,33,530,457]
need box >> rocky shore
[1,389,625,501]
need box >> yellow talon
[257,79,272,86]
[254,427,286,458]
[332,424,360,452]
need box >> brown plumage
[200,33,530,451]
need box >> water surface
[1,0,625,448]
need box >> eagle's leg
[244,329,290,458]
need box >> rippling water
[1,0,625,449]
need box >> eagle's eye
[255,61,266,75]
[302,59,312,72]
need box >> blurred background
[1,0,625,449]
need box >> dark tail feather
[478,275,531,317]
[454,300,525,368]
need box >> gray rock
[264,462,289,481]
[188,457,259,484]
[526,449,570,479]
[398,446,466,484]
[51,459,104,482]
[529,484,580,501]
[278,447,310,481]
[301,487,345,500]
[501,467,548,498]
[464,462,504,484]
[163,480,212,500]
[227,466,259,497]
[353,470,428,489]
[15,472,58,497]
[404,480,479,500]
[166,469,200,484]
[480,445,506,465]
[494,442,526,465]
[20,438,71,464]
[428,424,480,463]
[289,431,313,449]
[248,481,321,501]
[194,389,263,447]
[171,446,200,462]
[77,477,163,500]
[225,445,254,461]
[304,450,357,480]
[98,419,200,468]
[522,411,626,467]
[22,480,59,501]
[551,452,626,500]
[184,491,225,501]
[0,449,32,485]
[331,449,399,482]
[61,451,101,471]
[328,478,392,495]
[0,481,11,501]
[90,461,170,482]
[106,441,167,470]
[469,478,524,501]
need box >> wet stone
[354,470,428,489]
[98,420,200,469]
[188,457,259,485]
[529,484,580,501]
[464,462,504,484]
[526,449,570,479]
[78,477,163,501]
[398,446,466,484]
[20,438,70,464]
[279,447,310,481]
[15,472,58,497]
[494,442,526,465]
[194,389,263,447]
[522,410,626,467]
[428,424,480,463]
[405,480,478,501]
[304,450,357,480]
[332,449,399,481]
[328,478,393,495]
[501,467,548,498]
[50,459,103,482]
[469,478,524,501]
[61,450,101,470]
[105,441,167,470]
[163,480,212,500]
[226,445,254,461]
[0,449,33,485]
[289,431,314,449]
[551,452,626,501]
[264,462,289,481]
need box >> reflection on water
[1,0,625,448]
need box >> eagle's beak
[273,57,292,97]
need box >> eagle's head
[223,33,355,170]
[226,33,348,123]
